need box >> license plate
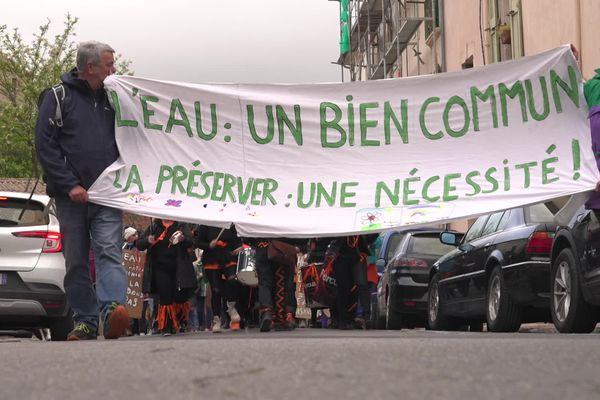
[0,272,7,285]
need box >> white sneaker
[227,301,241,324]
[212,316,222,333]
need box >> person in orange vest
[194,225,243,332]
[136,219,197,336]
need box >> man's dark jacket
[35,69,118,197]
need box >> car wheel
[386,293,402,330]
[49,310,74,341]
[486,266,522,332]
[551,248,598,333]
[427,273,458,330]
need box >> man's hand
[68,185,89,203]
[570,44,579,62]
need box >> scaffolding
[336,0,438,82]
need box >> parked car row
[373,202,600,334]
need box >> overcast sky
[3,0,343,84]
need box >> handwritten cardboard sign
[122,249,146,319]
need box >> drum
[236,247,258,286]
[301,262,328,308]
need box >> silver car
[0,191,72,340]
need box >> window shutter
[488,0,500,63]
[509,0,524,58]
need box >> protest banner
[88,46,599,237]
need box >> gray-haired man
[36,41,129,340]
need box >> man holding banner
[583,65,600,209]
[35,41,129,341]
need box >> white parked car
[0,191,72,340]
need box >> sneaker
[226,302,241,324]
[179,321,187,333]
[212,316,222,333]
[67,322,97,341]
[103,303,129,339]
[284,312,297,331]
[259,309,273,332]
[354,316,367,330]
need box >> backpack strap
[51,84,65,128]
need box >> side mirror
[440,231,460,246]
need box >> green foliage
[0,14,132,178]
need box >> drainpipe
[439,0,447,72]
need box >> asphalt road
[1,325,600,400]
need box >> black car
[550,207,600,333]
[375,229,456,330]
[427,203,557,332]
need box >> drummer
[243,237,302,332]
[306,237,330,264]
[194,224,243,332]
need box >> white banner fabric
[88,46,599,237]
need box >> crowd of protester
[120,222,380,336]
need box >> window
[407,234,455,256]
[0,197,48,226]
[488,0,523,63]
[525,203,555,223]
[508,0,524,58]
[481,211,505,237]
[464,216,489,243]
[497,209,512,231]
[424,0,439,39]
[386,232,405,261]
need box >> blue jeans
[55,196,126,330]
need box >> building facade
[338,0,600,80]
[335,0,598,231]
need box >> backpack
[37,83,66,193]
[37,83,66,128]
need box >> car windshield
[0,197,48,227]
[407,234,455,256]
[386,232,406,260]
[524,203,555,223]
